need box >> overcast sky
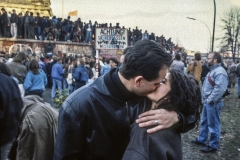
[50,0,240,53]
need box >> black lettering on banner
[97,28,127,49]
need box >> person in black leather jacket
[54,40,197,160]
[122,69,202,160]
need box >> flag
[68,10,77,16]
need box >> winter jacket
[0,73,23,146]
[23,70,47,92]
[202,63,228,104]
[51,62,64,81]
[6,61,27,84]
[10,13,18,23]
[17,95,58,160]
[73,65,89,82]
[186,60,202,82]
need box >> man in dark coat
[28,12,35,39]
[41,16,51,31]
[23,11,30,39]
[0,73,23,160]
[1,8,8,37]
[17,13,23,38]
[43,41,56,56]
[35,12,42,40]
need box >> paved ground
[42,87,53,106]
[42,86,240,160]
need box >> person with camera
[191,52,228,153]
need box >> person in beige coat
[187,53,202,83]
[16,95,58,160]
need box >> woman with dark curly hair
[122,69,202,160]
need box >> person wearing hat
[10,9,18,38]
[1,8,8,37]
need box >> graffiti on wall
[98,49,123,60]
[0,39,94,56]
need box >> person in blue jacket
[51,57,64,98]
[73,56,89,91]
[24,59,47,97]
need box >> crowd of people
[0,8,178,53]
[0,49,127,99]
[0,23,239,159]
[0,40,235,160]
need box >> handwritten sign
[95,28,128,50]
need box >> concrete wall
[0,38,124,59]
[0,38,93,57]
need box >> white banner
[95,28,128,50]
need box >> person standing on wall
[10,9,18,38]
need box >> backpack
[67,68,75,85]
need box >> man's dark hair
[194,53,201,61]
[175,53,181,61]
[29,59,39,75]
[119,40,172,81]
[13,52,27,63]
[212,52,221,63]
